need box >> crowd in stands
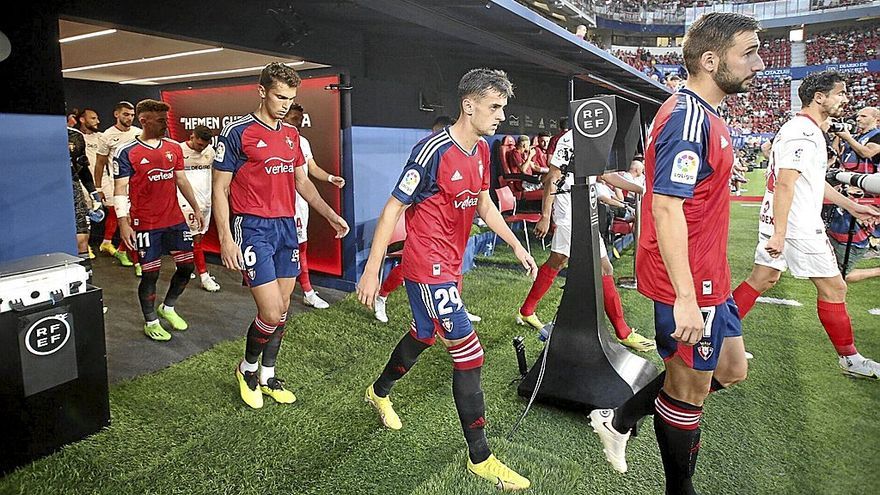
[846,71,880,110]
[806,23,880,65]
[611,48,683,77]
[722,75,791,134]
[758,36,791,68]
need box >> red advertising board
[161,75,343,276]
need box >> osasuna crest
[441,318,454,333]
[165,151,174,163]
[698,341,714,361]
[247,268,256,281]
[285,136,294,149]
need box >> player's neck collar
[251,112,281,131]
[136,136,163,149]
[446,127,478,156]
[678,88,719,117]
[795,111,822,129]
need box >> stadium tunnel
[2,0,667,290]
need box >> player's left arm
[824,181,880,226]
[476,191,537,279]
[295,165,349,237]
[175,171,203,230]
[836,130,880,159]
[307,159,345,188]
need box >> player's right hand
[671,297,704,345]
[220,238,244,270]
[119,223,136,251]
[357,272,380,309]
[534,215,551,239]
[764,234,785,258]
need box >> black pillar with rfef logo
[518,95,657,410]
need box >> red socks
[732,281,761,318]
[520,264,559,316]
[380,264,405,298]
[193,238,207,275]
[817,300,857,356]
[298,241,312,292]
[603,275,631,340]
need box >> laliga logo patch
[214,142,226,162]
[671,150,699,185]
[478,160,484,178]
[589,184,598,210]
[25,313,71,356]
[574,99,614,138]
[698,342,714,361]
[398,169,420,196]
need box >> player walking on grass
[732,70,880,379]
[357,68,537,491]
[213,63,349,409]
[515,127,656,352]
[113,99,203,342]
[589,13,764,495]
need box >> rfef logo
[573,99,614,138]
[25,313,72,356]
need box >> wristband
[113,195,130,218]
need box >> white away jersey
[549,130,575,225]
[177,141,216,209]
[759,114,828,239]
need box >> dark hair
[798,70,845,106]
[135,99,169,117]
[114,101,134,112]
[432,115,454,128]
[558,117,569,130]
[457,68,514,100]
[192,125,213,141]
[537,131,550,138]
[76,107,98,120]
[683,12,760,76]
[289,103,304,113]
[260,62,301,90]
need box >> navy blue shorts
[404,280,472,343]
[232,214,300,288]
[654,297,743,371]
[136,222,193,271]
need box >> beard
[714,61,753,95]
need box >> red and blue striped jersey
[113,138,185,230]
[392,129,491,284]
[214,114,306,218]
[637,89,735,307]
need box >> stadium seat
[495,186,543,254]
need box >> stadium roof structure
[278,0,671,107]
[59,0,670,106]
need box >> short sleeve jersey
[177,141,216,209]
[393,129,491,284]
[637,89,734,307]
[293,135,314,218]
[213,115,306,218]
[98,125,141,183]
[549,130,575,226]
[113,138,186,230]
[759,114,829,240]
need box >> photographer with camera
[835,106,880,174]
